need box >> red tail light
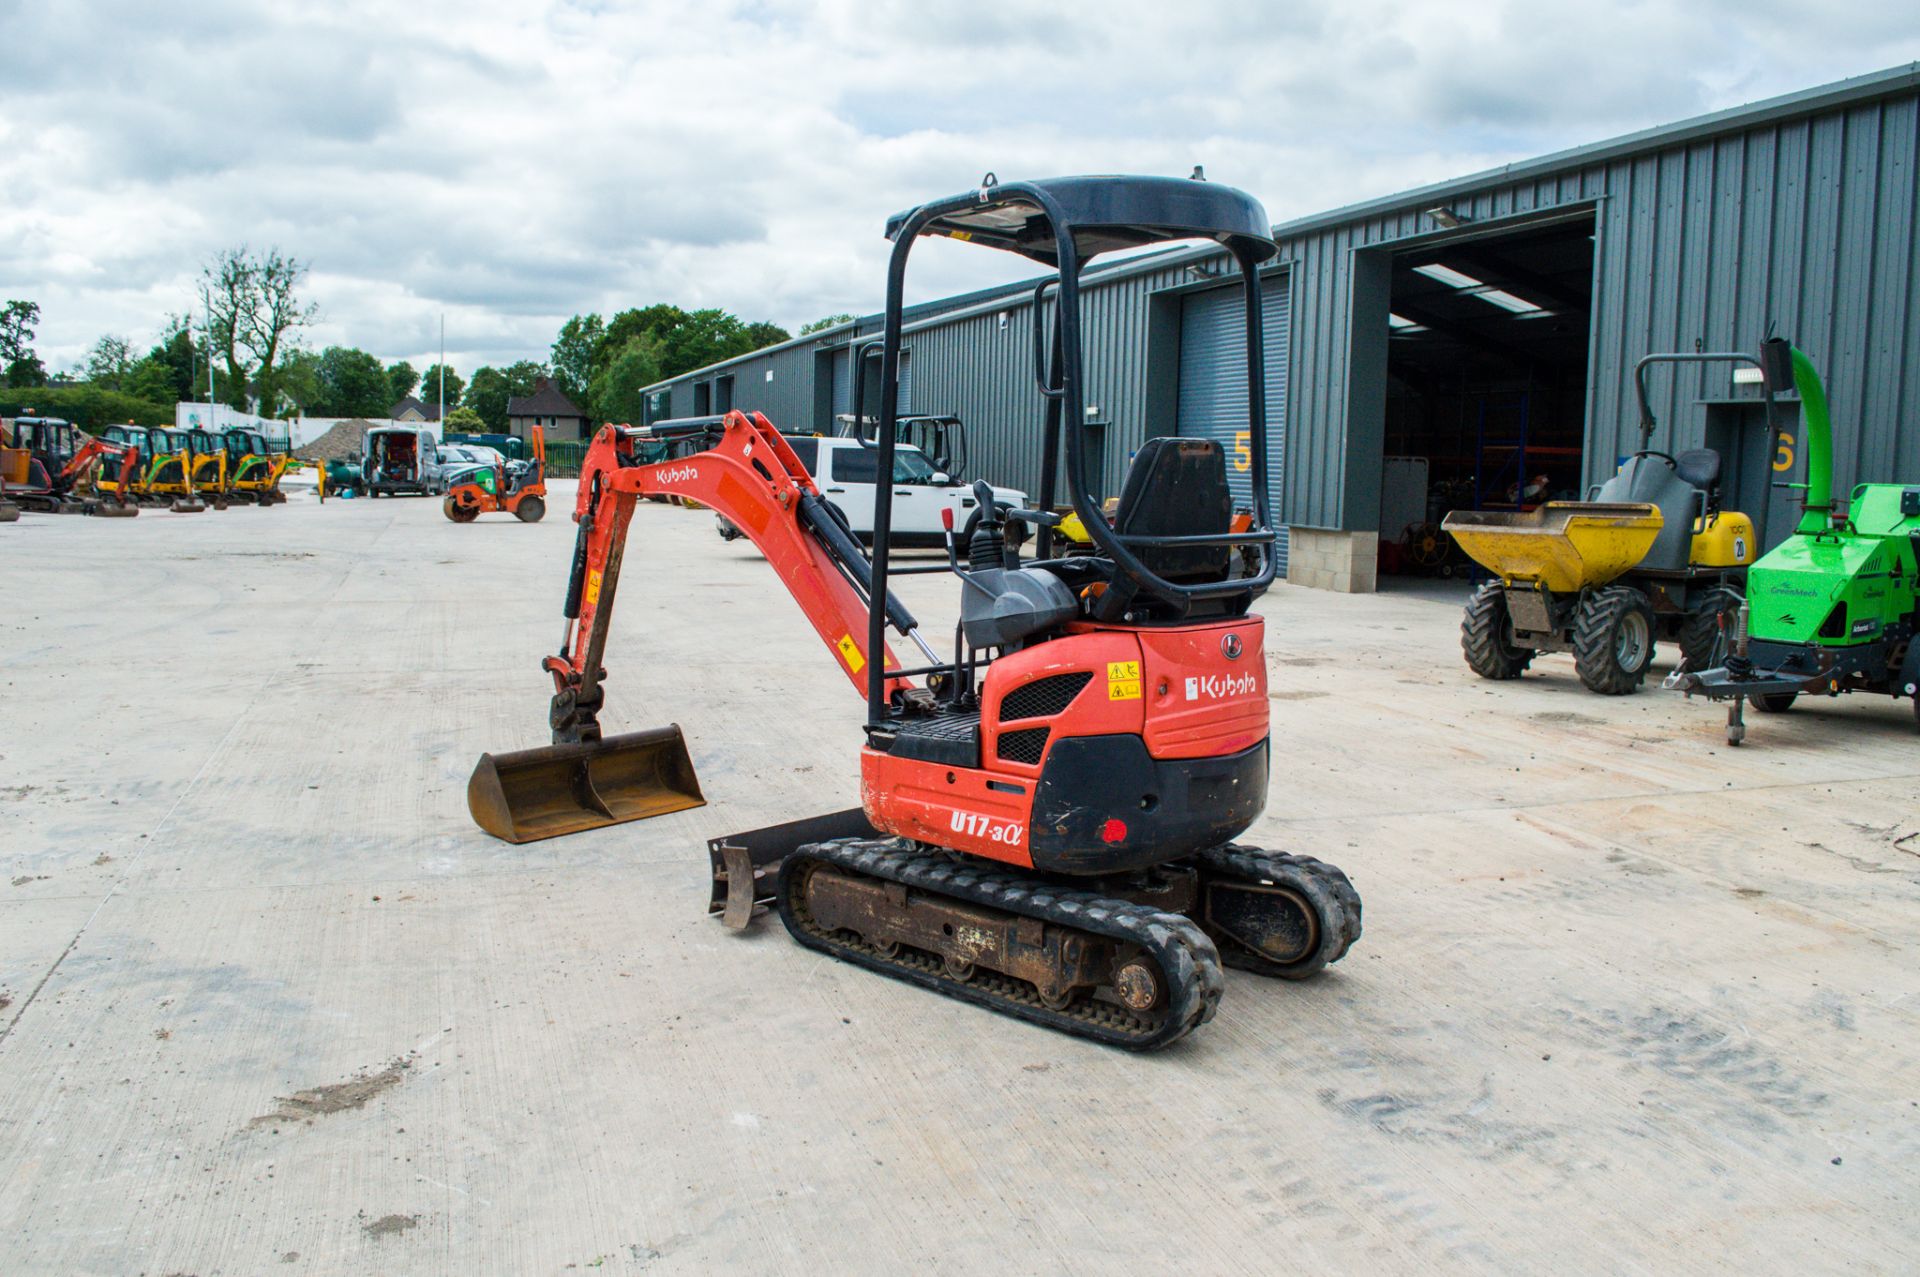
[1100,819,1127,844]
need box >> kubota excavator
[468,175,1362,1049]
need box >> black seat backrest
[1675,448,1721,491]
[1111,437,1232,582]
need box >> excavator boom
[469,410,929,843]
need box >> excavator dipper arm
[543,410,925,744]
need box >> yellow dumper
[1444,503,1665,594]
[1436,348,1800,695]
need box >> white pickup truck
[718,436,1029,549]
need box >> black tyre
[1572,585,1656,694]
[1679,585,1743,672]
[515,495,545,523]
[1461,583,1534,680]
[1755,691,1798,713]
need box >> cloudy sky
[3,0,1915,375]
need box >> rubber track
[1461,584,1531,680]
[1572,584,1650,694]
[778,837,1225,1051]
[1196,845,1363,979]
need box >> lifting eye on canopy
[885,173,1279,267]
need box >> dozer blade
[467,725,705,844]
[171,498,206,513]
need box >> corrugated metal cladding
[1176,283,1292,569]
[1272,74,1920,531]
[648,68,1920,536]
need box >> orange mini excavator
[468,175,1361,1049]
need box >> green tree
[464,366,510,430]
[551,313,605,412]
[589,336,664,427]
[84,334,136,389]
[742,320,791,350]
[141,316,202,403]
[591,305,788,384]
[199,246,316,416]
[308,346,391,418]
[443,406,486,433]
[799,313,856,335]
[417,362,464,411]
[274,348,322,413]
[465,361,546,430]
[125,356,177,404]
[2,300,46,387]
[387,360,419,403]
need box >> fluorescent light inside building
[1732,367,1764,384]
[1477,289,1546,314]
[1388,313,1416,329]
[1412,263,1484,289]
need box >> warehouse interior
[1377,214,1597,576]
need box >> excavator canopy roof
[887,174,1278,267]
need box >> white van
[719,436,1028,549]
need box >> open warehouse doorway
[1376,214,1596,579]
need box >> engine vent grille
[998,671,1093,722]
[995,727,1051,765]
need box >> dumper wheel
[1754,691,1797,713]
[515,496,546,523]
[1573,585,1655,694]
[1461,583,1533,680]
[443,496,478,523]
[1679,586,1743,672]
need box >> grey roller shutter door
[896,350,912,415]
[1176,275,1289,572]
[831,350,851,421]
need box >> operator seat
[1675,447,1722,497]
[1089,437,1245,622]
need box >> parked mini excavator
[443,425,547,522]
[1666,338,1920,741]
[224,428,290,504]
[3,417,140,516]
[1442,346,1790,693]
[468,175,1361,1049]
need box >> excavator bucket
[467,725,705,844]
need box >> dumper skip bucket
[467,724,706,844]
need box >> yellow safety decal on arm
[837,634,866,674]
[1107,660,1141,700]
[585,569,603,606]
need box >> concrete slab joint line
[3,479,1919,1273]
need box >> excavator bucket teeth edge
[467,725,706,844]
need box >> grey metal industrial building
[643,64,1920,591]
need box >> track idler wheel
[1194,845,1362,980]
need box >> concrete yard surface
[2,488,1917,1275]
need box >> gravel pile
[298,419,374,462]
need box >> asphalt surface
[3,483,1916,1274]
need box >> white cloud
[1,0,1913,373]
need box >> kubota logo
[1185,672,1259,701]
[656,464,698,483]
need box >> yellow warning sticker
[837,634,866,674]
[1106,660,1141,701]
[585,569,603,606]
